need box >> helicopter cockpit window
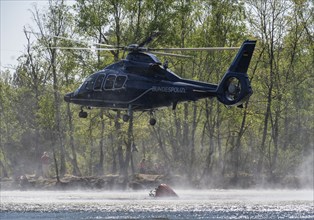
[104,75,116,90]
[94,74,105,90]
[85,75,97,90]
[114,76,127,88]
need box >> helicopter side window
[104,75,116,90]
[114,76,127,88]
[94,74,105,90]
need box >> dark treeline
[0,0,313,188]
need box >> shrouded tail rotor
[225,77,241,102]
[217,73,252,107]
[216,40,256,107]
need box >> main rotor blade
[48,47,118,51]
[27,31,89,46]
[149,47,240,51]
[26,31,118,48]
[96,48,120,51]
[93,42,123,48]
[47,47,94,50]
[151,51,193,58]
[138,31,161,47]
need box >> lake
[1,189,313,219]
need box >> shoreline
[0,173,311,191]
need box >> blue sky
[0,0,50,71]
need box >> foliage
[0,0,313,188]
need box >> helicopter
[62,34,256,125]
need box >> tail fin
[217,40,256,107]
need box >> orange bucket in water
[150,184,178,197]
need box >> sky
[0,0,50,71]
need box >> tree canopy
[0,0,313,188]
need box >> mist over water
[297,149,314,189]
[1,189,313,219]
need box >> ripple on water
[0,190,313,219]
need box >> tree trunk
[115,111,124,175]
[201,99,215,182]
[51,47,66,177]
[66,102,81,176]
[98,110,105,175]
[153,126,171,162]
[232,102,249,183]
[88,116,94,175]
[188,102,198,179]
[123,110,134,177]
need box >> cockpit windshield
[85,77,95,90]
[80,74,99,91]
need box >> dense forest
[0,0,313,188]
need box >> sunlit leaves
[0,0,313,185]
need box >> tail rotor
[225,77,241,102]
[216,40,256,107]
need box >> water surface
[1,189,313,219]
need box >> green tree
[31,0,73,177]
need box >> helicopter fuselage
[64,40,256,124]
[64,52,217,112]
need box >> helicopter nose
[64,92,73,102]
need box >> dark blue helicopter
[64,37,256,125]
